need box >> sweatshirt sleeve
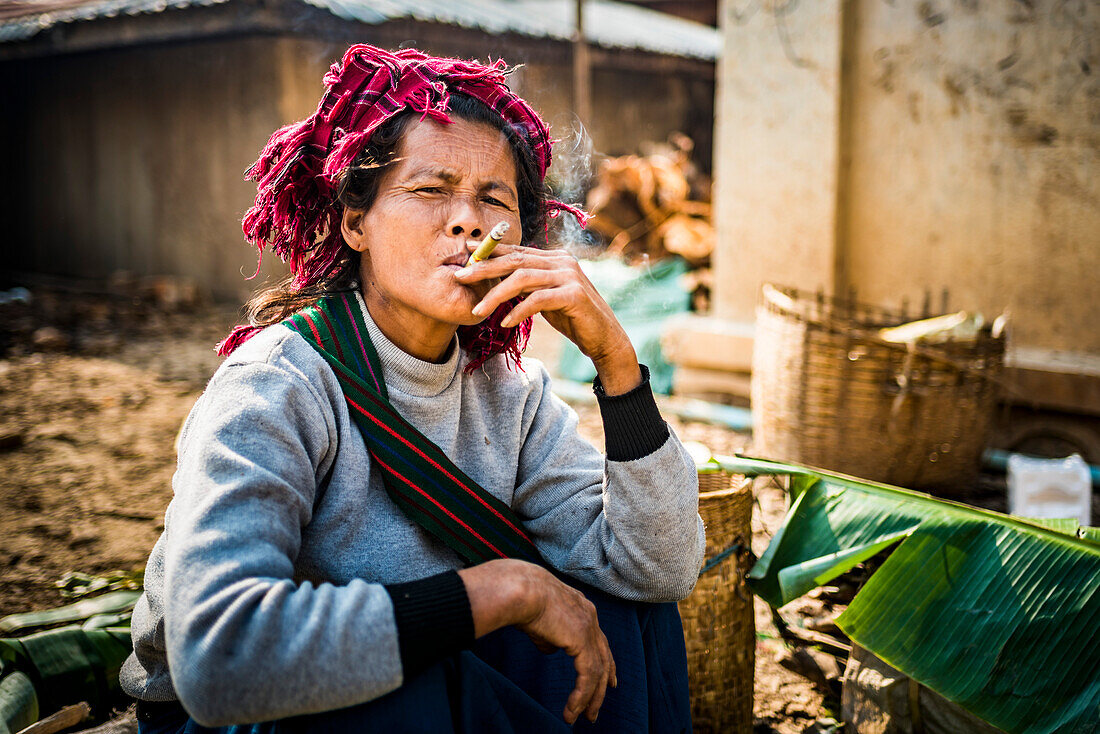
[162,358,406,726]
[510,364,705,602]
[384,571,474,677]
[592,364,670,461]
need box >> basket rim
[758,284,1009,384]
[698,476,752,501]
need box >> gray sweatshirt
[120,295,705,726]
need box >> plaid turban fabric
[219,44,585,367]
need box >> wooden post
[572,0,592,127]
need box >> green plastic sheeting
[557,257,691,394]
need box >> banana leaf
[0,671,37,734]
[719,455,1100,734]
[55,569,144,600]
[0,590,140,635]
[0,626,132,721]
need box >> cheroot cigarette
[467,222,510,266]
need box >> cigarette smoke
[546,121,598,255]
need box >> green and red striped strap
[283,291,544,567]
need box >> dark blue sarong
[138,586,690,734]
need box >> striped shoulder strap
[283,291,544,567]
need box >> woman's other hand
[454,244,642,395]
[458,559,617,725]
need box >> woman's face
[343,116,523,361]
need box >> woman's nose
[447,199,483,240]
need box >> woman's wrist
[590,339,642,396]
[385,570,474,676]
[458,559,543,638]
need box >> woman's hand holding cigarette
[453,243,642,395]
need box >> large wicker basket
[678,470,755,734]
[752,285,1005,490]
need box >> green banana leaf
[0,671,38,734]
[0,590,140,635]
[55,569,144,600]
[719,454,1100,734]
[0,626,132,722]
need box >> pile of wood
[585,133,714,268]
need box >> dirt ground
[1,287,838,733]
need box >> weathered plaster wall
[711,0,845,323]
[842,0,1100,353]
[711,0,1100,355]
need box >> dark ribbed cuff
[593,364,669,462]
[385,570,474,677]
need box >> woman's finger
[565,649,603,725]
[469,268,565,318]
[458,244,576,282]
[471,241,569,261]
[585,659,610,722]
[499,288,578,328]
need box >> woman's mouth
[441,245,477,269]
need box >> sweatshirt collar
[355,290,460,398]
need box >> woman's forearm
[457,559,617,725]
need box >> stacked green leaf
[720,455,1099,734]
[0,586,140,730]
[0,626,133,723]
[55,569,144,600]
[0,591,140,636]
[0,669,37,734]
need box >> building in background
[0,0,718,298]
[685,1,1100,459]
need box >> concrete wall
[843,0,1100,353]
[711,0,1100,355]
[712,0,844,323]
[3,33,713,299]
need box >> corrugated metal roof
[0,0,719,60]
[0,0,229,43]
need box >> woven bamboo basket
[678,470,755,734]
[752,285,1005,490]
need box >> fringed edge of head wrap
[221,44,584,365]
[457,298,532,373]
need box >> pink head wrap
[219,44,587,368]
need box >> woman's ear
[342,208,368,252]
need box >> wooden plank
[1005,367,1100,417]
[662,315,755,372]
[1002,348,1100,416]
[672,365,752,402]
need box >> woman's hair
[240,92,549,333]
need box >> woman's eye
[414,186,443,195]
[482,195,508,208]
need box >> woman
[121,44,705,733]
